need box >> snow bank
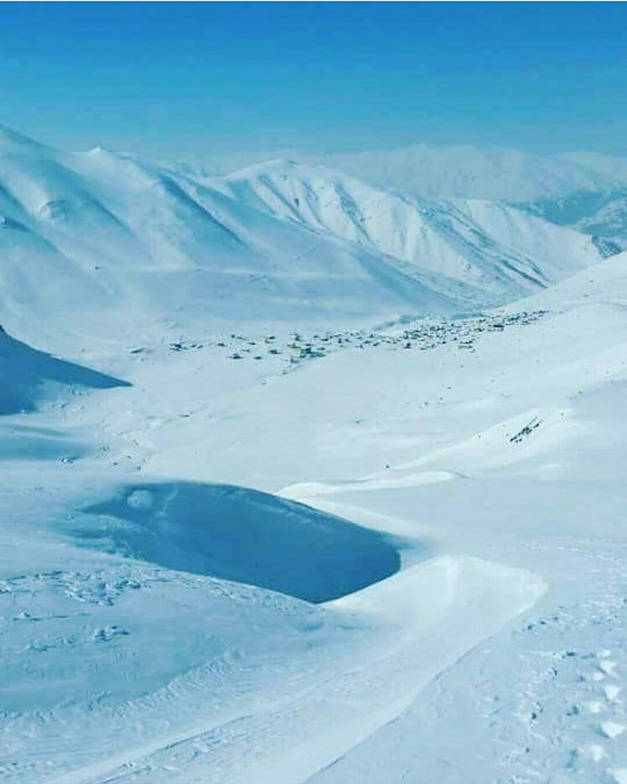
[0,328,130,414]
[79,482,403,603]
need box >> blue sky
[2,2,627,157]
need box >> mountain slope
[178,145,627,201]
[320,146,627,249]
[0,127,457,349]
[217,160,607,307]
[522,188,627,251]
[0,126,613,354]
[177,145,627,250]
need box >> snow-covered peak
[319,144,627,201]
[219,158,606,305]
[0,126,613,351]
[0,130,461,348]
[224,157,303,179]
[177,144,627,202]
[80,144,119,158]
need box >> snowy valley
[2,125,627,784]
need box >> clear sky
[2,2,627,158]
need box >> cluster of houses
[162,310,548,370]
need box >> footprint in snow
[600,660,619,677]
[580,744,607,763]
[586,658,619,683]
[93,625,129,642]
[604,685,622,702]
[571,650,627,779]
[600,721,626,740]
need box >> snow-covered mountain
[320,146,627,201]
[179,145,627,202]
[4,124,627,784]
[522,188,627,251]
[178,143,627,258]
[0,126,455,349]
[0,125,612,352]
[319,147,627,248]
[216,159,607,306]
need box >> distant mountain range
[0,125,619,350]
[176,144,627,251]
[176,144,627,200]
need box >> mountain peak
[225,157,304,180]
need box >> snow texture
[2,125,627,784]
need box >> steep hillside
[0,126,614,356]
[218,160,606,307]
[522,188,627,251]
[0,127,454,350]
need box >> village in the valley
[159,309,549,370]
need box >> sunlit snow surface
[0,125,610,353]
[2,127,627,784]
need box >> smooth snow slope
[3,248,627,783]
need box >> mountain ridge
[0,125,612,351]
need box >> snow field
[2,126,627,783]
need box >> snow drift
[79,482,403,603]
[0,327,130,415]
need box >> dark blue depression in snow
[0,328,130,415]
[80,482,403,603]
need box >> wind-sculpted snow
[79,482,402,603]
[0,328,130,414]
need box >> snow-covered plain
[2,127,627,784]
